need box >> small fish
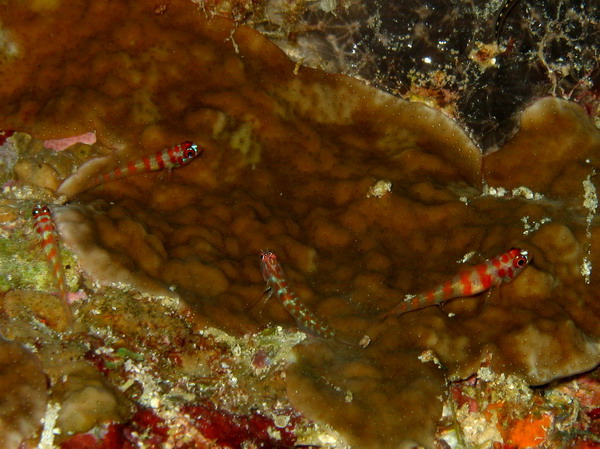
[32,204,73,325]
[260,250,336,339]
[91,141,203,188]
[380,248,530,319]
[494,0,521,41]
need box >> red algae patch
[0,1,599,448]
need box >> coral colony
[0,0,598,448]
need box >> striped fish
[380,248,530,319]
[260,250,336,339]
[32,204,73,326]
[91,141,202,188]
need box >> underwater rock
[8,135,61,190]
[51,361,132,436]
[53,203,177,299]
[439,365,600,448]
[0,335,48,449]
[484,97,600,197]
[13,158,62,191]
[236,0,600,150]
[8,133,97,193]
[0,1,598,448]
[3,290,72,332]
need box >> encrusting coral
[0,0,599,448]
[0,334,48,449]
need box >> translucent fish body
[381,248,530,319]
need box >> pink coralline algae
[44,132,96,152]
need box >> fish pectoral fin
[377,303,407,321]
[484,288,497,304]
[261,286,273,300]
[246,286,273,314]
[435,301,454,317]
[28,239,41,254]
[159,167,176,183]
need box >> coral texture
[226,0,600,150]
[0,335,48,449]
[0,0,598,448]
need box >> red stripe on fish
[477,264,493,290]
[380,248,530,319]
[91,141,203,189]
[260,250,336,339]
[167,146,179,165]
[155,151,166,169]
[460,272,472,295]
[127,160,137,174]
[32,204,73,326]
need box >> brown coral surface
[0,335,48,449]
[0,1,599,448]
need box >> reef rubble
[0,0,599,448]
[196,0,600,151]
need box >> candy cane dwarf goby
[32,204,74,326]
[89,141,203,189]
[380,248,530,320]
[260,250,336,339]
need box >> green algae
[115,347,145,361]
[0,207,77,295]
[0,146,18,186]
[0,224,50,293]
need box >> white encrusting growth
[521,216,552,235]
[581,169,597,284]
[0,29,19,57]
[367,179,392,198]
[457,251,476,264]
[402,293,416,303]
[38,402,61,449]
[482,184,507,197]
[482,183,545,200]
[511,186,545,200]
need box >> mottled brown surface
[0,335,47,449]
[51,361,132,435]
[0,1,599,448]
[4,290,71,332]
